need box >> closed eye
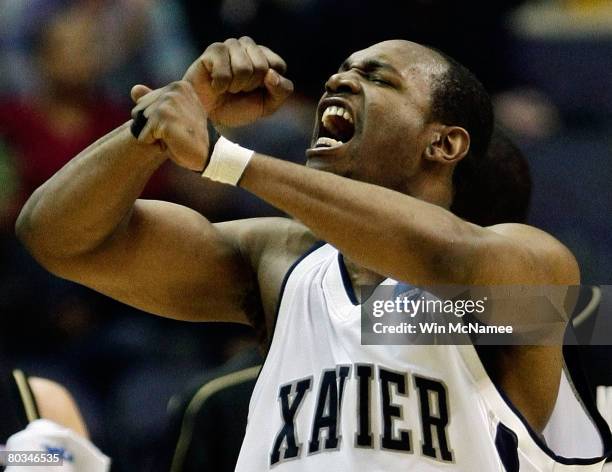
[339,59,400,88]
[370,76,391,86]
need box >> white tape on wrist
[201,136,254,185]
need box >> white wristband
[201,136,254,186]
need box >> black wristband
[207,121,220,154]
[130,110,147,138]
[198,121,221,173]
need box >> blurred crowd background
[0,0,611,470]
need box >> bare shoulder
[215,216,315,266]
[478,224,578,431]
[215,216,318,339]
[485,223,580,284]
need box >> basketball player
[0,365,88,445]
[15,37,611,469]
[0,364,111,471]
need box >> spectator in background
[0,0,194,98]
[0,0,186,350]
[0,1,136,358]
[0,1,178,214]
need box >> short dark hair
[427,49,494,165]
[426,49,530,225]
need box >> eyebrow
[339,58,401,76]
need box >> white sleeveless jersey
[235,244,610,471]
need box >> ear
[423,126,470,164]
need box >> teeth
[315,137,343,147]
[321,105,354,129]
[319,104,354,144]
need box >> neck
[402,158,456,209]
[406,174,453,210]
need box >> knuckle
[212,70,231,82]
[208,42,225,51]
[275,60,288,72]
[233,63,253,78]
[252,60,267,74]
[157,103,172,117]
[158,93,172,105]
[174,80,192,94]
[169,80,185,91]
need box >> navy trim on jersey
[337,253,359,306]
[276,240,326,330]
[476,347,612,465]
[563,345,612,454]
[495,423,520,472]
[252,241,326,388]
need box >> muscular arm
[16,39,297,326]
[15,123,255,323]
[238,153,577,433]
[239,153,579,286]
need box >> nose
[325,71,362,94]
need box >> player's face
[306,40,445,191]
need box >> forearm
[16,122,167,259]
[239,154,474,284]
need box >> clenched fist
[182,37,294,127]
[130,81,211,171]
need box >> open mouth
[312,104,355,150]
